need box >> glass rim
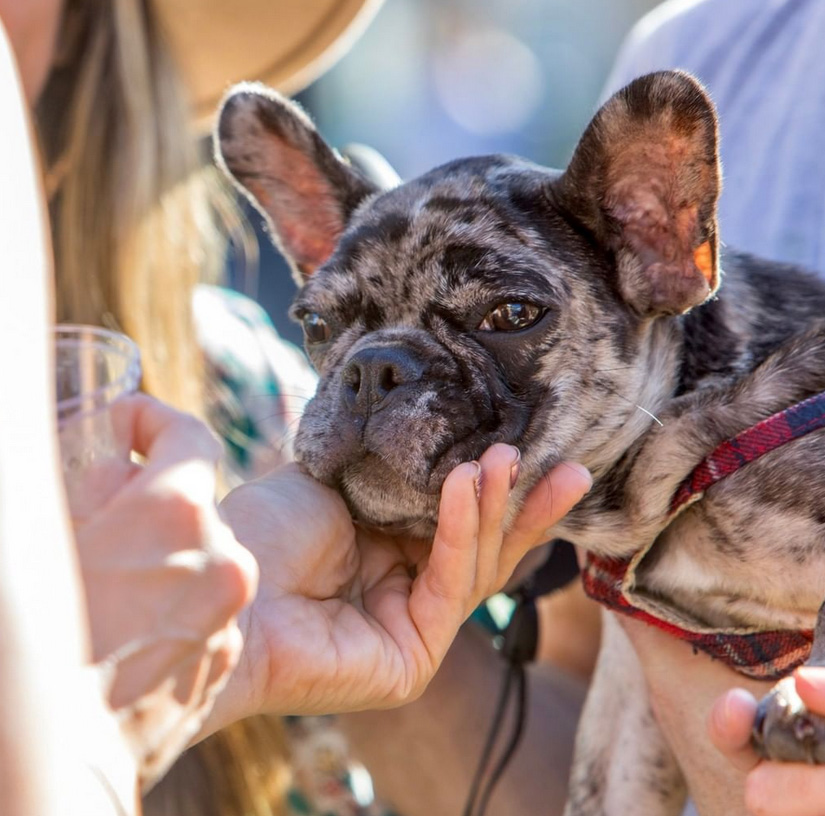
[54,324,142,423]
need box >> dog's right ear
[215,83,380,284]
[555,70,721,317]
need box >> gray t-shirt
[602,0,825,276]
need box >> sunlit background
[228,0,660,344]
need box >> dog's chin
[339,459,441,539]
[355,513,439,541]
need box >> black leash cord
[461,541,580,816]
[461,659,516,816]
[474,662,527,816]
[462,596,536,816]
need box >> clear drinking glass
[55,325,142,518]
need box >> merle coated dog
[216,71,825,815]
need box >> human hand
[206,445,591,731]
[73,394,258,789]
[709,668,825,816]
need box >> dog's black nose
[342,346,425,413]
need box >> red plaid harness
[582,390,825,681]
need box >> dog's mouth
[295,414,537,536]
[334,453,443,536]
[293,350,534,535]
[353,512,439,540]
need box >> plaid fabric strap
[583,389,825,680]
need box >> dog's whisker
[386,513,432,534]
[273,421,302,455]
[233,392,314,404]
[271,393,315,401]
[595,379,664,427]
[635,404,664,427]
[254,409,309,421]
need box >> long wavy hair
[37,0,222,415]
[36,0,289,813]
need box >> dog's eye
[301,312,332,344]
[478,302,544,332]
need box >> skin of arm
[339,620,588,816]
[620,617,773,816]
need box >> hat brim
[156,0,383,128]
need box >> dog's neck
[566,317,684,481]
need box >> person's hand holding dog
[203,445,591,733]
[709,669,825,816]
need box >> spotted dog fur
[217,72,825,814]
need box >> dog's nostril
[379,364,400,393]
[342,362,363,394]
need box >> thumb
[707,687,761,773]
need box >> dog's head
[216,71,720,536]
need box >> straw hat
[155,0,384,126]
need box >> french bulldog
[216,71,825,815]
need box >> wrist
[191,606,266,741]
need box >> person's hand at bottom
[205,445,591,733]
[709,668,825,816]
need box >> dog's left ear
[215,83,380,284]
[555,70,720,316]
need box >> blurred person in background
[3,1,371,813]
[603,0,825,277]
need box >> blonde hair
[36,1,289,813]
[145,718,292,816]
[37,0,220,415]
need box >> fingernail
[471,461,483,501]
[794,666,825,690]
[562,461,593,492]
[508,446,521,490]
[721,688,758,733]
[794,666,825,680]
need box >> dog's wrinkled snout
[341,345,425,414]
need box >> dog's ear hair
[555,70,721,316]
[215,83,380,284]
